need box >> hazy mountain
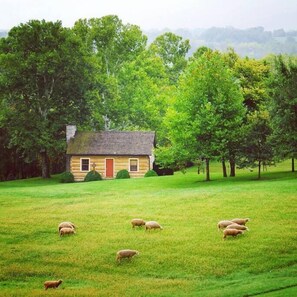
[145,27,297,58]
[1,26,296,58]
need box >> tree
[73,15,147,129]
[240,109,273,179]
[268,55,297,172]
[0,20,96,178]
[117,50,171,131]
[223,49,270,176]
[149,32,190,84]
[156,51,245,181]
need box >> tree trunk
[292,158,295,172]
[229,158,236,177]
[258,160,261,179]
[66,155,71,172]
[222,159,227,177]
[40,150,50,178]
[205,158,210,181]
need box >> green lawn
[0,161,296,296]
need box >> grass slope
[0,161,296,296]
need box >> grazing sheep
[58,222,76,232]
[223,229,244,239]
[131,219,146,228]
[217,220,234,230]
[226,224,249,231]
[59,227,76,236]
[145,221,163,231]
[116,249,139,262]
[231,218,250,225]
[44,280,63,290]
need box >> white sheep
[217,220,234,230]
[116,249,139,262]
[145,221,163,231]
[231,218,250,225]
[59,227,76,236]
[58,221,76,232]
[226,224,249,231]
[44,280,63,290]
[131,219,146,228]
[223,228,244,239]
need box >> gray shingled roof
[66,131,155,156]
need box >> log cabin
[66,125,155,181]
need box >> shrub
[84,170,102,182]
[60,172,75,183]
[116,169,130,179]
[144,170,158,177]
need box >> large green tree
[157,51,245,181]
[0,20,95,178]
[117,50,171,131]
[149,32,190,84]
[268,55,297,171]
[73,15,147,129]
[240,109,273,179]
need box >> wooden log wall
[70,155,150,181]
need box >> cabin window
[81,158,90,171]
[129,159,138,172]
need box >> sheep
[223,229,244,239]
[217,220,234,231]
[131,219,146,228]
[226,223,249,231]
[116,249,139,262]
[58,221,76,232]
[59,227,76,236]
[44,280,63,290]
[145,221,163,231]
[231,218,250,225]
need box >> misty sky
[1,0,297,31]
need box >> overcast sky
[1,0,297,31]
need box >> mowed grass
[0,161,296,297]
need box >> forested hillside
[2,25,297,58]
[0,17,296,180]
[146,26,297,58]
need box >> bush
[116,169,130,179]
[144,170,158,177]
[84,170,102,182]
[60,172,75,183]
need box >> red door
[106,159,114,178]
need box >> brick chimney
[66,125,77,143]
[66,125,76,172]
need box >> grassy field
[0,161,296,296]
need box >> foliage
[0,20,96,178]
[149,32,190,84]
[0,162,296,296]
[239,109,273,179]
[117,50,171,131]
[267,55,297,171]
[73,15,147,129]
[144,169,158,177]
[157,50,245,180]
[115,169,130,179]
[84,170,102,182]
[60,171,75,183]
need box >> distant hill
[0,30,8,38]
[145,26,297,58]
[2,26,297,59]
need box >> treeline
[146,26,297,58]
[0,16,296,181]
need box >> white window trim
[80,158,90,172]
[129,158,139,172]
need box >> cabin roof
[66,131,155,156]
